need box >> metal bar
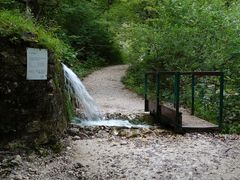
[144,73,149,111]
[180,72,222,76]
[145,71,157,75]
[174,72,181,126]
[173,75,176,108]
[191,74,195,115]
[148,71,222,76]
[219,72,224,130]
[158,72,176,75]
[156,72,160,117]
[144,74,148,97]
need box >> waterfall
[62,63,102,120]
[62,63,151,128]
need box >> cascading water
[62,63,150,128]
[62,63,102,120]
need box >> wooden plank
[180,108,218,132]
[148,100,218,132]
[182,114,218,128]
[159,105,182,128]
[160,105,177,121]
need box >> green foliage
[56,0,122,65]
[0,10,76,62]
[0,0,62,20]
[0,0,123,77]
[108,0,240,133]
[0,0,23,10]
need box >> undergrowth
[0,10,76,62]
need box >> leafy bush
[0,1,123,77]
[56,0,122,65]
[109,0,240,133]
[0,10,76,62]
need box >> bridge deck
[182,115,218,128]
[148,102,218,132]
[181,111,218,132]
[144,71,223,132]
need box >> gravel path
[74,131,240,180]
[83,65,144,116]
[2,127,240,180]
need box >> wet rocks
[103,112,149,121]
[68,128,80,136]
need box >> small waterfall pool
[62,63,151,128]
[73,117,151,128]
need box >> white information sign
[27,48,48,80]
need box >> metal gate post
[219,72,224,130]
[144,73,149,111]
[173,75,176,108]
[156,72,160,118]
[174,72,181,126]
[191,74,195,115]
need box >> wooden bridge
[144,71,224,132]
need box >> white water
[74,118,151,128]
[62,63,151,128]
[62,63,102,120]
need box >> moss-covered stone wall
[0,36,68,146]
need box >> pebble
[15,155,22,161]
[28,168,37,173]
[111,164,117,167]
[13,174,23,180]
[68,128,79,136]
[120,141,128,145]
[74,162,84,169]
[68,170,74,175]
[112,129,119,136]
[72,136,80,141]
[10,155,22,166]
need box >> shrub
[0,10,76,62]
[116,0,240,133]
[56,0,122,65]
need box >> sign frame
[26,48,48,80]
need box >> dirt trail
[83,65,144,116]
[2,128,240,180]
[74,132,240,180]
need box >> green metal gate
[144,71,224,132]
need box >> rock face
[0,37,69,146]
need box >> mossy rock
[0,36,69,147]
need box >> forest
[0,0,239,133]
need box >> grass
[0,10,76,62]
